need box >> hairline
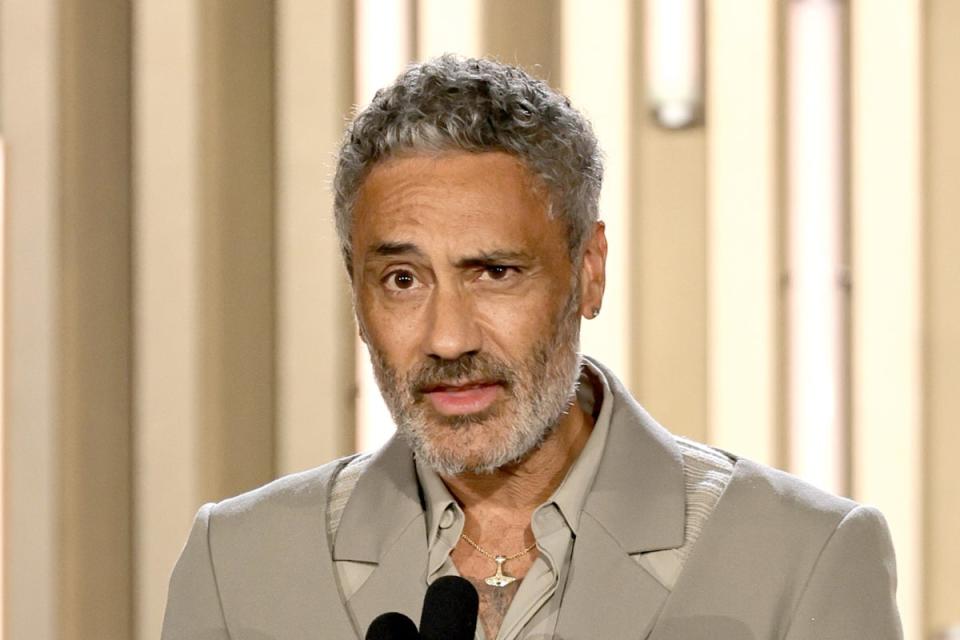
[342,146,586,279]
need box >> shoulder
[723,453,859,525]
[670,435,873,562]
[670,437,896,606]
[656,438,902,639]
[661,436,899,635]
[187,453,372,595]
[166,454,375,637]
[205,453,368,529]
[675,435,859,527]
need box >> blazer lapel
[346,514,430,632]
[556,359,687,639]
[556,512,671,639]
[333,436,430,633]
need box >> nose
[422,283,482,361]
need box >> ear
[578,221,608,319]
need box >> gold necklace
[460,533,537,588]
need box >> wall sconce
[645,0,703,129]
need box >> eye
[478,265,519,282]
[383,269,420,292]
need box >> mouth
[419,380,503,416]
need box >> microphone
[365,611,420,640]
[419,576,479,640]
[364,575,479,639]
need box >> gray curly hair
[333,54,603,273]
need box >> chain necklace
[460,533,537,588]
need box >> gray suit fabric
[162,363,901,639]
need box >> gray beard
[366,292,583,476]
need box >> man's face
[351,151,602,475]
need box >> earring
[591,307,600,318]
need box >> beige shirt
[413,361,612,640]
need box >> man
[162,56,901,639]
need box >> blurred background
[1,0,957,638]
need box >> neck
[440,403,594,519]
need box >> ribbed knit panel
[673,436,735,565]
[327,453,373,540]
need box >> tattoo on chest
[467,576,520,640]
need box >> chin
[402,411,557,476]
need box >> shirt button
[439,509,455,529]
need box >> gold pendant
[484,556,517,588]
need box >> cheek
[473,293,559,350]
[357,292,425,361]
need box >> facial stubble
[366,287,583,476]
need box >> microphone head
[419,575,479,640]
[365,611,420,640]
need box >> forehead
[352,151,566,258]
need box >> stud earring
[591,307,600,318]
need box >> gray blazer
[162,365,902,639]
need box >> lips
[420,380,502,416]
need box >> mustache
[409,354,515,396]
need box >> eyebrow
[366,243,533,267]
[455,250,533,269]
[369,241,425,258]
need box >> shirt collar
[548,358,613,534]
[416,456,460,550]
[415,358,614,545]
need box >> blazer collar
[332,435,431,633]
[333,434,423,563]
[579,357,687,554]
